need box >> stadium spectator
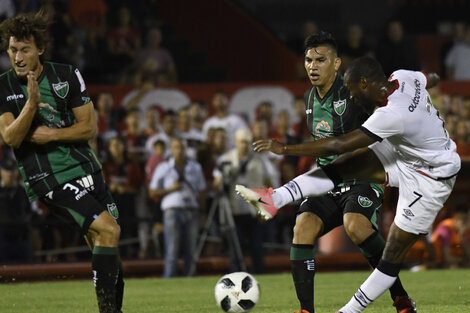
[131,26,177,85]
[106,6,141,79]
[455,120,470,156]
[0,157,33,263]
[432,205,470,268]
[102,136,144,258]
[149,137,206,277]
[376,20,421,76]
[122,109,147,164]
[291,97,310,144]
[177,106,205,160]
[339,23,373,74]
[213,128,272,274]
[445,25,470,81]
[145,110,179,158]
[202,91,247,149]
[440,21,467,79]
[189,100,208,132]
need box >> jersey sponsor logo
[358,195,373,207]
[38,102,57,121]
[306,108,312,114]
[52,81,69,99]
[304,259,315,271]
[314,120,331,138]
[107,203,119,219]
[76,175,95,191]
[6,93,24,101]
[333,99,346,115]
[409,79,421,112]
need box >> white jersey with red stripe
[361,69,461,179]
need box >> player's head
[303,31,341,87]
[0,10,49,79]
[344,56,387,108]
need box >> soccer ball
[214,272,260,312]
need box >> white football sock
[338,269,398,313]
[272,166,334,208]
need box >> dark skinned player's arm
[423,71,440,89]
[253,128,377,158]
[28,101,96,144]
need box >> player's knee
[95,220,121,246]
[343,213,373,245]
[292,213,322,244]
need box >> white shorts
[369,140,456,235]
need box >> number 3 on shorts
[408,191,423,207]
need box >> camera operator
[149,137,206,277]
[213,128,275,274]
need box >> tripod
[188,188,246,276]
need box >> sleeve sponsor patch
[74,68,86,92]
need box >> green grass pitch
[1,269,469,312]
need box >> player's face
[344,73,374,109]
[7,36,44,79]
[304,46,340,87]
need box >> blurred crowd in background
[0,0,469,273]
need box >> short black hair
[345,56,386,84]
[304,30,338,55]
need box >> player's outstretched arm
[0,71,40,148]
[28,101,96,144]
[253,128,376,158]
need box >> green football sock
[92,246,119,313]
[359,232,408,300]
[291,244,316,313]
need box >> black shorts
[40,172,119,235]
[297,183,383,236]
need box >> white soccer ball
[214,271,260,312]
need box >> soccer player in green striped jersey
[236,32,415,313]
[0,11,124,313]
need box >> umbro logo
[402,208,415,220]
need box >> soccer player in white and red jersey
[236,56,460,312]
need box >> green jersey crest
[107,203,119,219]
[333,99,346,115]
[52,81,69,98]
[358,196,373,208]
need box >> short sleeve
[149,163,165,190]
[361,106,404,140]
[68,68,90,108]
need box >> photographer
[149,137,206,277]
[213,128,275,274]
